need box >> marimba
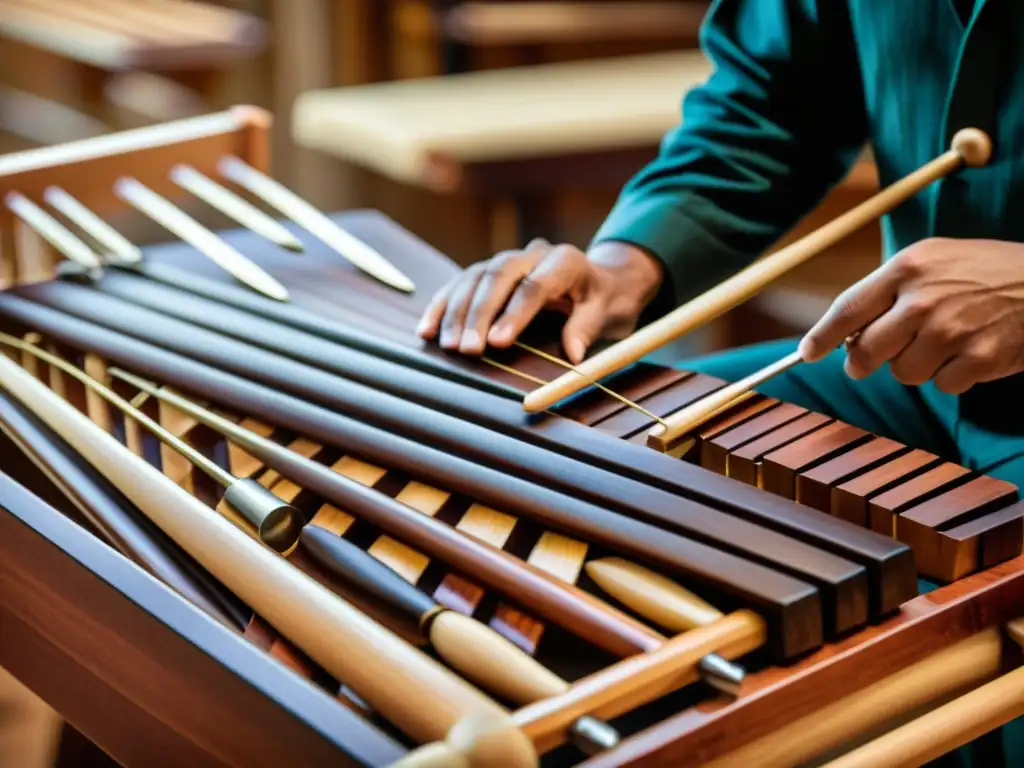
[0,107,1022,768]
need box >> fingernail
[440,329,458,349]
[416,319,432,338]
[488,324,511,346]
[460,330,483,354]
[565,337,584,364]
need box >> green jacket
[593,0,1023,434]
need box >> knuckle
[965,341,1000,368]
[487,250,524,272]
[923,317,967,346]
[893,243,931,277]
[901,295,936,321]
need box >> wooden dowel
[298,524,619,753]
[522,129,993,413]
[823,665,1024,768]
[0,353,537,764]
[696,628,1003,768]
[114,176,290,301]
[647,350,803,450]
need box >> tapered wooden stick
[218,156,415,293]
[42,186,143,265]
[115,176,290,301]
[170,164,305,252]
[302,526,619,754]
[0,353,536,765]
[522,129,993,413]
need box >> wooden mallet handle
[522,128,992,413]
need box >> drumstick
[0,338,537,766]
[521,128,992,414]
[301,526,619,754]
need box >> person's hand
[799,238,1024,394]
[417,239,664,364]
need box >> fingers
[799,260,904,361]
[417,276,459,340]
[932,335,1003,394]
[417,239,548,351]
[489,244,589,347]
[843,295,924,379]
[439,266,485,349]
[562,298,608,364]
[460,240,547,354]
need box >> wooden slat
[759,422,872,498]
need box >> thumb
[562,299,607,364]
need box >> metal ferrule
[223,478,303,553]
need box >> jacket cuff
[591,193,756,321]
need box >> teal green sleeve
[592,0,869,309]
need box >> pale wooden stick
[513,611,764,754]
[170,164,305,252]
[217,155,415,293]
[702,629,1003,768]
[522,129,993,413]
[585,557,721,632]
[43,186,142,264]
[5,191,101,269]
[823,663,1024,768]
[647,350,803,450]
[115,176,290,301]
[0,353,536,765]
